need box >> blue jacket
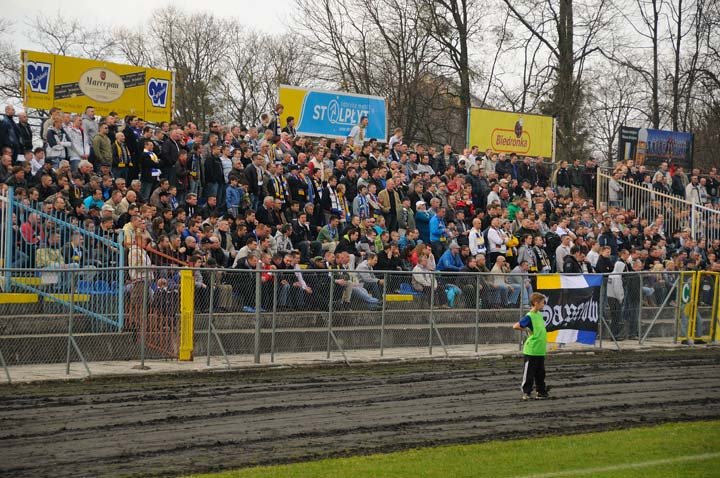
[437,249,463,271]
[429,215,447,242]
[415,210,431,244]
[226,184,243,209]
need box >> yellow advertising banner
[21,50,173,123]
[468,107,554,158]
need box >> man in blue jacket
[429,206,448,258]
[415,200,431,244]
[437,240,463,271]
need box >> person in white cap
[415,200,431,244]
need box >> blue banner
[280,85,387,141]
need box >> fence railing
[0,267,711,383]
[0,188,126,330]
[596,170,720,243]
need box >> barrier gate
[677,271,720,344]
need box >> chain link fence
[0,267,709,382]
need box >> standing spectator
[111,132,132,181]
[92,122,113,169]
[46,117,71,166]
[686,175,703,204]
[607,261,625,338]
[139,139,161,201]
[204,143,226,205]
[0,105,20,159]
[429,206,449,258]
[17,111,33,161]
[348,115,368,146]
[81,106,98,142]
[555,235,572,272]
[161,128,183,185]
[378,178,402,232]
[67,115,90,172]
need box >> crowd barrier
[596,171,720,243]
[0,267,715,383]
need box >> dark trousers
[521,355,547,395]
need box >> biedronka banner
[22,50,173,123]
[467,107,554,158]
[535,274,603,345]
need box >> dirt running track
[1,348,720,478]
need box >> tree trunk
[555,0,575,162]
[651,0,661,129]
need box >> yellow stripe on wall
[536,275,561,290]
[0,293,39,304]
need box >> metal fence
[596,170,720,243]
[0,189,126,331]
[0,267,709,383]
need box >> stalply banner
[467,107,554,158]
[535,274,603,345]
[22,50,173,122]
[279,85,387,141]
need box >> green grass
[185,420,720,478]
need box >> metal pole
[380,272,387,357]
[474,275,480,353]
[598,277,605,349]
[206,272,215,367]
[674,273,682,344]
[139,268,149,369]
[254,264,261,364]
[271,272,277,363]
[327,271,334,359]
[117,231,125,331]
[429,272,435,355]
[637,273,644,344]
[66,269,75,375]
[65,270,91,376]
[3,187,14,291]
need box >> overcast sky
[6,0,295,50]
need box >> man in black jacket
[17,112,33,157]
[244,153,266,209]
[0,105,20,159]
[161,128,183,185]
[563,246,585,273]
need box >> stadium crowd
[0,103,719,334]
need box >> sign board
[467,107,554,158]
[278,85,387,141]
[618,125,694,170]
[22,50,173,122]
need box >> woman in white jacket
[607,261,625,339]
[66,115,90,172]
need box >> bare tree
[148,7,232,128]
[585,64,646,162]
[502,0,614,162]
[0,20,20,101]
[113,26,155,67]
[219,30,314,128]
[28,13,117,60]
[419,0,484,145]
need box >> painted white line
[513,451,720,478]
